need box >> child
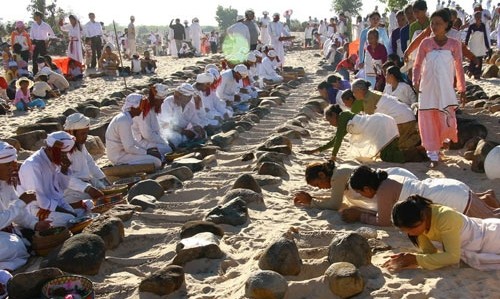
[32,74,59,99]
[1,43,13,72]
[140,51,157,74]
[413,8,465,168]
[67,59,83,81]
[131,54,141,74]
[12,77,46,111]
[335,53,357,81]
[465,11,490,79]
[364,28,387,91]
[5,61,19,84]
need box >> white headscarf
[154,83,169,98]
[64,113,90,131]
[247,52,257,62]
[176,83,195,96]
[233,64,249,77]
[205,64,218,71]
[196,73,214,84]
[122,93,144,112]
[207,68,220,80]
[46,131,75,152]
[267,50,277,58]
[0,141,17,163]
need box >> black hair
[388,53,402,66]
[382,61,395,71]
[396,10,405,17]
[12,43,22,54]
[341,89,355,101]
[367,28,379,39]
[305,160,336,184]
[369,11,381,19]
[34,11,43,18]
[349,165,388,192]
[431,8,453,32]
[392,195,433,246]
[324,104,342,119]
[412,0,428,11]
[317,81,330,90]
[327,74,342,84]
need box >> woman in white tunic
[383,66,418,107]
[59,15,84,64]
[385,195,500,271]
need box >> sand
[6,47,500,298]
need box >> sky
[1,0,484,27]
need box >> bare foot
[429,161,438,168]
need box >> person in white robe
[216,64,250,108]
[168,28,178,58]
[259,11,271,45]
[17,132,80,227]
[206,67,233,119]
[226,16,251,50]
[190,18,202,55]
[268,13,288,67]
[105,94,162,169]
[259,50,283,83]
[59,15,84,64]
[193,73,223,126]
[1,270,13,298]
[158,83,206,148]
[131,84,173,160]
[63,113,109,204]
[0,142,51,271]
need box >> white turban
[253,50,263,58]
[46,131,75,152]
[485,146,500,180]
[176,83,195,96]
[154,83,169,98]
[247,53,257,63]
[38,66,52,76]
[268,50,277,58]
[122,93,144,112]
[205,64,219,71]
[207,68,220,80]
[234,64,249,77]
[196,73,214,84]
[237,15,245,21]
[0,141,17,163]
[64,113,90,131]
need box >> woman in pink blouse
[413,9,466,168]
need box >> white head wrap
[0,270,13,288]
[64,113,90,131]
[237,15,245,21]
[122,93,144,112]
[103,42,114,51]
[253,50,263,58]
[0,141,17,163]
[247,52,257,63]
[204,64,219,71]
[196,73,214,84]
[268,50,277,58]
[46,131,75,152]
[176,83,195,96]
[233,64,249,77]
[154,83,169,98]
[207,68,220,80]
[38,66,52,76]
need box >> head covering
[263,11,269,15]
[154,83,169,98]
[38,66,52,76]
[64,113,90,131]
[8,61,17,68]
[196,73,214,84]
[0,270,13,289]
[176,83,195,96]
[15,21,25,29]
[207,68,220,80]
[247,52,257,62]
[237,15,245,21]
[122,93,144,112]
[15,77,34,89]
[273,13,280,17]
[193,17,199,22]
[0,141,17,163]
[103,42,114,51]
[253,50,263,58]
[205,64,218,71]
[267,50,277,58]
[46,131,75,152]
[234,64,249,77]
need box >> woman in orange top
[10,21,32,63]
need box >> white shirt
[217,70,240,102]
[268,21,286,42]
[383,82,417,107]
[29,21,55,41]
[105,112,147,164]
[375,94,416,124]
[159,95,204,131]
[32,81,52,97]
[84,21,103,38]
[132,110,169,149]
[0,181,37,230]
[305,26,313,39]
[17,149,73,212]
[200,89,228,118]
[260,57,280,80]
[67,145,106,193]
[226,22,250,46]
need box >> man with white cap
[193,73,225,126]
[226,15,251,50]
[63,113,110,204]
[260,49,283,83]
[268,13,289,67]
[206,67,233,119]
[259,11,272,45]
[17,131,80,227]
[0,141,51,270]
[158,83,206,148]
[217,64,251,110]
[132,84,173,159]
[106,93,162,169]
[190,18,202,55]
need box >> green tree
[215,5,238,33]
[378,0,409,11]
[331,0,363,16]
[27,0,65,34]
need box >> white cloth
[122,93,143,112]
[60,22,84,64]
[383,82,417,107]
[468,31,489,57]
[260,57,283,82]
[375,94,416,124]
[29,21,54,40]
[39,67,69,91]
[131,59,141,73]
[259,16,271,45]
[65,145,106,197]
[132,110,172,156]
[32,82,52,98]
[268,21,288,66]
[418,49,458,111]
[84,21,103,38]
[105,112,161,168]
[304,26,313,39]
[190,22,202,54]
[398,178,470,213]
[226,22,251,48]
[346,113,400,159]
[168,28,178,57]
[484,145,500,180]
[46,131,75,152]
[216,69,240,102]
[64,113,89,130]
[0,142,17,163]
[200,89,229,120]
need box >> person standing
[30,11,55,74]
[209,31,218,54]
[128,16,136,56]
[243,10,260,50]
[84,13,103,69]
[465,11,491,79]
[10,21,31,63]
[268,13,288,67]
[259,11,271,45]
[169,19,186,56]
[190,18,202,55]
[59,15,84,64]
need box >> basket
[100,183,128,195]
[113,176,141,189]
[67,213,100,234]
[41,275,94,299]
[91,194,126,214]
[32,226,71,256]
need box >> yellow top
[415,205,464,270]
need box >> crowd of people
[1,1,500,295]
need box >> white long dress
[190,22,202,54]
[60,23,84,64]
[259,16,271,45]
[268,21,287,67]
